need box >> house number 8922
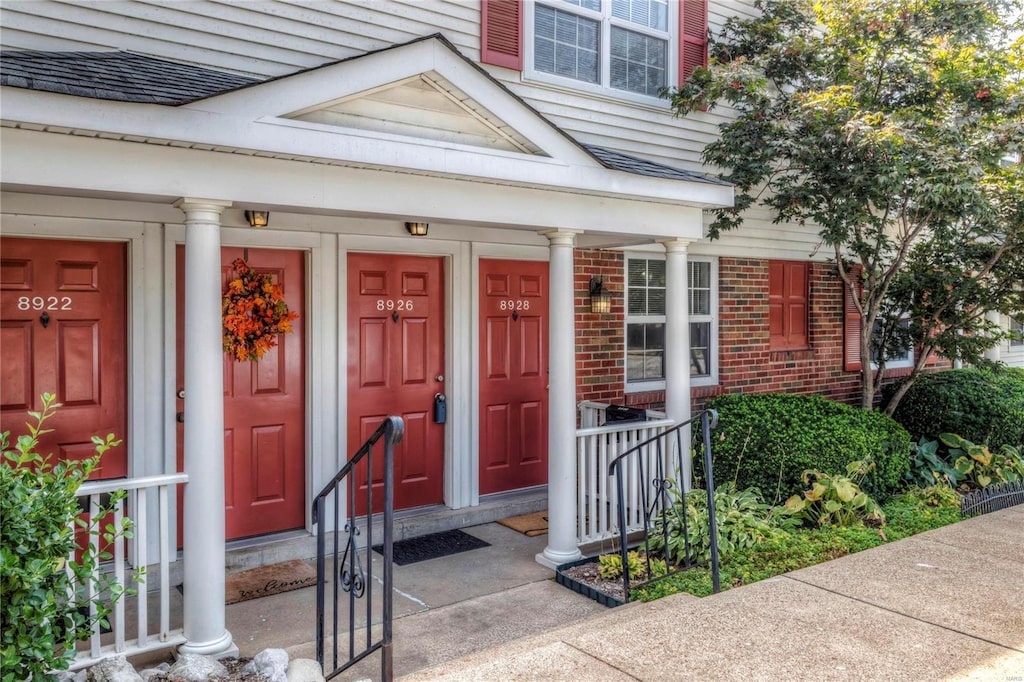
[17,296,73,311]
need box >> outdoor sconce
[244,210,270,228]
[589,277,612,314]
[405,222,429,236]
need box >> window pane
[536,6,600,84]
[642,351,664,380]
[627,287,646,316]
[690,322,710,376]
[626,351,646,382]
[626,323,646,350]
[646,322,665,350]
[646,259,665,287]
[611,0,668,30]
[563,0,601,10]
[627,259,649,287]
[610,27,666,95]
[647,287,666,315]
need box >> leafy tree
[670,0,1024,411]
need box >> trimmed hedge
[886,367,1024,449]
[701,393,911,503]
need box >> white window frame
[1009,315,1024,348]
[624,254,718,393]
[871,315,914,370]
[524,0,679,107]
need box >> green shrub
[1,394,134,679]
[702,393,911,503]
[780,460,886,528]
[597,551,667,581]
[887,367,1024,449]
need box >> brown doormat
[496,511,548,537]
[224,559,318,605]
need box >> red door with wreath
[175,247,306,541]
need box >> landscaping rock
[244,649,288,682]
[138,663,170,681]
[86,655,143,682]
[166,653,229,680]
[285,658,326,682]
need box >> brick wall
[572,252,940,415]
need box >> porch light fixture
[405,221,429,236]
[244,210,270,228]
[589,277,612,314]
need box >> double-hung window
[1010,316,1024,348]
[530,0,673,98]
[871,316,913,369]
[625,255,717,391]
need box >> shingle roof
[1,47,727,187]
[581,144,729,185]
[0,50,257,104]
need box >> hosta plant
[649,483,782,566]
[941,433,1024,489]
[781,460,885,528]
[598,550,667,582]
[0,393,136,680]
[905,437,963,489]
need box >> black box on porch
[604,404,647,424]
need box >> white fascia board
[0,88,732,208]
[188,38,594,167]
[0,127,705,241]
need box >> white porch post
[661,239,693,490]
[174,198,236,657]
[537,229,583,569]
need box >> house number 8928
[376,299,413,311]
[499,299,530,311]
[17,296,73,311]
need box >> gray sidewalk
[402,506,1024,681]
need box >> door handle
[433,393,447,424]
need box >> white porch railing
[70,473,188,670]
[576,402,675,545]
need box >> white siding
[0,0,818,258]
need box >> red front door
[478,259,548,494]
[175,247,306,541]
[347,253,445,512]
[1,238,127,479]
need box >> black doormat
[372,529,490,566]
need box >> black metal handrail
[609,409,720,601]
[312,416,404,681]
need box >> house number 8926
[17,296,73,311]
[376,299,413,311]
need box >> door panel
[175,247,306,541]
[479,259,548,494]
[347,253,445,512]
[0,238,127,480]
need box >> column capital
[658,238,695,254]
[174,198,233,216]
[538,229,582,246]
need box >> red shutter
[679,0,708,83]
[844,280,863,372]
[481,0,523,70]
[769,261,809,351]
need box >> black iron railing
[960,480,1024,518]
[312,416,404,681]
[609,409,720,602]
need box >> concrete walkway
[402,506,1024,681]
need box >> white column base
[177,630,238,659]
[536,547,582,571]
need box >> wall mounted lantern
[244,210,270,228]
[405,222,429,236]
[589,277,612,314]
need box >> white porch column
[537,229,583,569]
[661,239,693,490]
[985,310,1002,364]
[174,198,236,657]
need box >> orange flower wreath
[222,258,298,362]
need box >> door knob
[435,375,444,382]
